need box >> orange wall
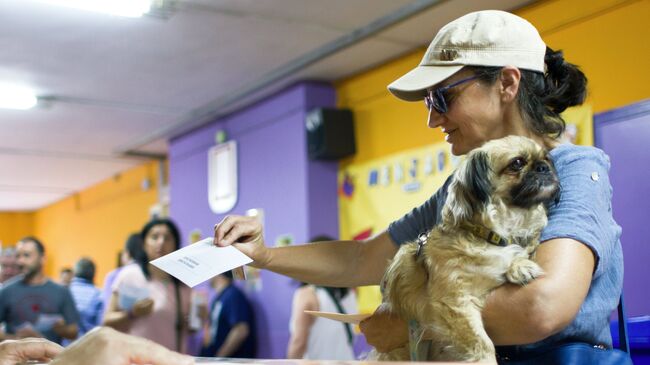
[0,212,34,248]
[335,0,650,165]
[1,161,161,286]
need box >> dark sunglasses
[424,74,481,114]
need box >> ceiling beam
[115,0,444,155]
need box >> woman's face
[144,224,175,260]
[426,69,511,155]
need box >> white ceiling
[0,0,533,211]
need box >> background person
[0,248,19,287]
[287,283,356,360]
[58,267,73,287]
[199,271,256,358]
[213,9,623,362]
[0,237,79,344]
[68,257,103,339]
[100,233,143,320]
[287,235,357,360]
[103,218,191,353]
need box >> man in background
[58,267,73,287]
[68,257,103,339]
[0,237,79,344]
[200,271,256,358]
[0,248,19,287]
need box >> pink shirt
[112,263,190,352]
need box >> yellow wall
[1,161,161,286]
[0,212,34,248]
[336,0,650,165]
[335,0,650,311]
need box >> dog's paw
[506,259,544,285]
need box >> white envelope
[34,313,64,331]
[150,238,252,287]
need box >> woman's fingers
[214,215,259,246]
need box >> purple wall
[169,82,339,358]
[594,99,650,318]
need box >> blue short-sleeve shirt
[388,144,623,349]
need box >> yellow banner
[338,141,457,313]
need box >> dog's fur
[376,136,560,362]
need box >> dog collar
[415,232,428,258]
[460,222,511,247]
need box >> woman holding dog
[214,10,625,364]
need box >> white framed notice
[208,140,238,214]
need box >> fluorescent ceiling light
[38,0,153,18]
[0,85,38,110]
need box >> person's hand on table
[50,327,194,365]
[214,215,270,267]
[359,303,409,353]
[0,337,62,365]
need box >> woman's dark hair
[124,233,144,265]
[138,218,182,280]
[468,47,587,139]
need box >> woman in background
[103,218,191,353]
[100,233,143,323]
[287,283,356,360]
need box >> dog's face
[443,136,560,225]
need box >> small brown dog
[377,136,560,362]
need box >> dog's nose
[534,161,550,173]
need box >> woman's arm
[214,215,398,287]
[483,237,595,345]
[102,292,130,329]
[287,286,317,358]
[102,292,153,330]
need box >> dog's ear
[465,150,492,204]
[443,150,492,225]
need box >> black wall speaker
[306,108,356,160]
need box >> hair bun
[542,47,587,114]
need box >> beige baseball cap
[388,10,546,101]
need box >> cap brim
[388,64,464,101]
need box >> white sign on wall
[208,140,238,214]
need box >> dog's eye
[507,157,526,172]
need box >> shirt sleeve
[540,147,621,278]
[388,175,453,245]
[0,287,6,324]
[224,290,252,326]
[61,287,81,325]
[91,291,104,328]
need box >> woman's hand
[0,337,62,365]
[50,327,193,365]
[131,298,154,318]
[359,304,409,353]
[214,215,270,267]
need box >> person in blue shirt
[212,9,624,363]
[68,257,103,339]
[200,271,256,358]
